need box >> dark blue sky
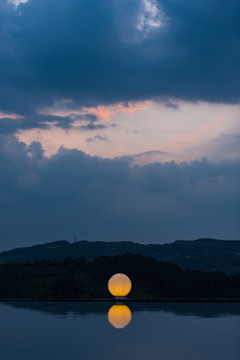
[0,0,239,250]
[0,0,239,122]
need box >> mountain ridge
[0,238,239,274]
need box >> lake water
[0,302,239,360]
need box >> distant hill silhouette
[0,238,239,274]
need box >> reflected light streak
[108,305,132,329]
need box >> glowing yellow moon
[108,273,132,297]
[108,305,132,329]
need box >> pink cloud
[39,100,153,123]
[84,101,152,122]
[0,111,23,119]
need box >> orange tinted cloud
[83,101,153,122]
[39,100,152,123]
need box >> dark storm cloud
[0,136,239,251]
[0,0,239,132]
[0,114,75,134]
[0,111,103,134]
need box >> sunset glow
[0,0,239,248]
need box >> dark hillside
[0,254,240,300]
[0,239,239,274]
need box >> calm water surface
[0,302,239,360]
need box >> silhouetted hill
[0,254,240,300]
[0,238,239,274]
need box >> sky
[0,0,239,251]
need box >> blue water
[0,302,239,360]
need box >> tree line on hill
[0,254,240,300]
[0,238,240,274]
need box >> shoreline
[1,298,240,303]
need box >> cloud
[86,135,107,142]
[192,133,240,162]
[119,150,167,165]
[136,0,164,34]
[164,100,179,110]
[0,113,76,134]
[81,123,107,131]
[0,136,239,251]
[0,0,239,133]
[0,111,23,119]
[8,0,28,7]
